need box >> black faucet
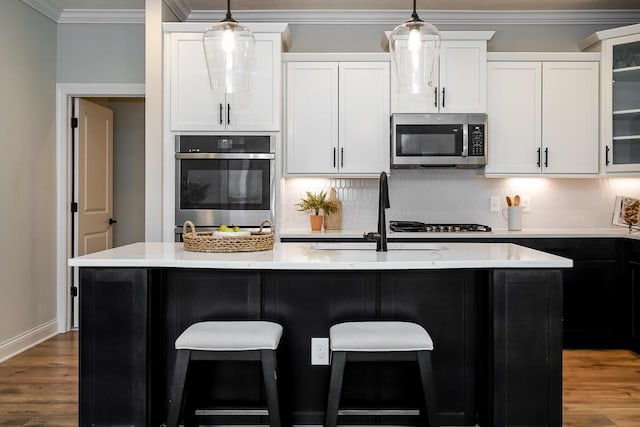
[363,171,390,252]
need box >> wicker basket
[182,220,274,253]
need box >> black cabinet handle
[340,147,344,168]
[606,146,610,166]
[333,148,336,167]
[537,148,541,167]
[442,87,446,108]
[544,147,549,168]
[227,103,231,125]
[109,218,117,226]
[434,87,438,108]
[219,103,223,125]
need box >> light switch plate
[490,196,500,212]
[521,196,531,212]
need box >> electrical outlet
[490,196,500,212]
[311,337,329,365]
[521,196,531,212]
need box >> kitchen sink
[310,242,448,251]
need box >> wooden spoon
[506,196,512,207]
[514,195,521,207]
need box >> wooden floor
[0,332,77,426]
[1,333,640,426]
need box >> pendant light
[203,0,255,94]
[389,0,440,94]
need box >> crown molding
[163,0,190,22]
[21,0,61,22]
[18,2,640,26]
[57,9,145,24]
[186,9,640,26]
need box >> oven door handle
[175,153,275,160]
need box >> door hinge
[70,202,78,213]
[71,117,78,128]
[70,286,78,297]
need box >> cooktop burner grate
[390,221,492,233]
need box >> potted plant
[295,190,338,231]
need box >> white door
[486,62,542,174]
[227,33,280,131]
[170,33,225,131]
[339,62,390,175]
[286,62,338,174]
[439,40,487,113]
[76,98,114,256]
[542,62,599,174]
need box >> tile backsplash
[280,169,640,230]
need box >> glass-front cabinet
[582,24,640,173]
[612,40,640,169]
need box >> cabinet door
[439,40,487,113]
[542,62,599,174]
[339,62,390,175]
[170,32,225,131]
[485,62,542,174]
[286,62,338,174]
[170,32,279,131]
[390,61,438,114]
[227,33,280,131]
[80,268,160,426]
[603,34,640,172]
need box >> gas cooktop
[390,220,492,233]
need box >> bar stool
[167,320,283,427]
[324,321,439,427]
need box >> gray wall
[287,22,617,52]
[111,98,146,246]
[91,98,146,247]
[0,1,57,344]
[57,23,145,83]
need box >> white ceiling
[37,0,640,11]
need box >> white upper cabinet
[285,58,390,176]
[168,31,282,131]
[582,24,640,173]
[391,33,493,114]
[286,62,339,174]
[486,62,542,174]
[485,54,599,176]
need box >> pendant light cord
[409,0,423,23]
[222,0,236,23]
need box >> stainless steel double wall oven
[175,134,276,232]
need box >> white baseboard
[0,319,59,363]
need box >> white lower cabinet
[486,59,599,175]
[286,61,390,176]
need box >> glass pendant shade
[203,4,255,94]
[389,6,440,95]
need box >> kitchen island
[70,242,572,427]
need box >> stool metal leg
[260,349,282,427]
[324,351,346,427]
[417,351,439,427]
[167,349,191,427]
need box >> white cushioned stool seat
[330,321,433,352]
[175,321,283,351]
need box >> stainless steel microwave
[391,113,487,168]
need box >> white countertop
[68,242,572,270]
[280,227,640,240]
